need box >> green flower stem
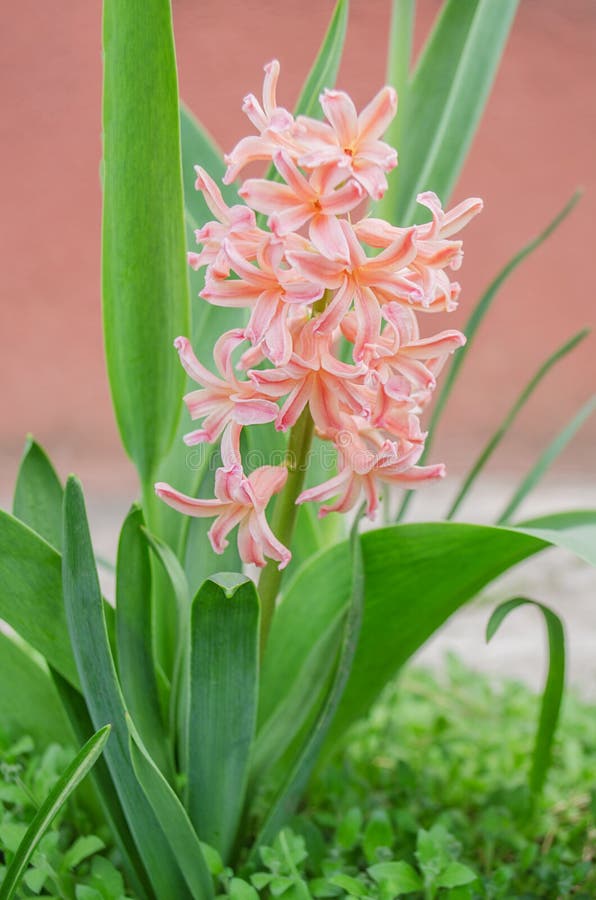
[258,404,315,654]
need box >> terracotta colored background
[1,0,595,499]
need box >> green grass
[2,657,595,898]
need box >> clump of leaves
[0,732,132,899]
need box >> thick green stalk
[258,405,315,653]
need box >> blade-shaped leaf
[12,437,63,549]
[0,726,110,900]
[128,716,214,900]
[51,669,152,900]
[446,329,589,520]
[188,574,260,862]
[0,632,71,747]
[294,0,349,120]
[116,506,173,781]
[62,476,191,898]
[261,516,596,754]
[0,511,77,687]
[254,523,364,849]
[497,395,596,525]
[397,191,581,522]
[381,0,415,163]
[486,596,565,795]
[388,0,518,225]
[102,0,189,482]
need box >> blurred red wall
[1,0,595,495]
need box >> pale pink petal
[309,213,350,261]
[239,179,298,214]
[400,330,465,359]
[269,205,315,236]
[320,89,359,147]
[246,289,280,344]
[285,249,345,288]
[272,150,315,199]
[155,482,226,517]
[263,308,292,365]
[174,336,222,388]
[277,378,313,430]
[232,398,280,425]
[357,86,397,143]
[296,469,351,506]
[312,278,354,334]
[193,166,231,222]
[223,239,273,288]
[249,510,292,569]
[440,197,484,237]
[209,506,248,553]
[248,465,288,504]
[201,278,261,307]
[319,179,364,215]
[353,161,389,200]
[237,518,266,567]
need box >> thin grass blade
[497,395,596,525]
[0,726,110,900]
[396,191,581,522]
[445,329,589,520]
[486,597,565,795]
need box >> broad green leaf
[254,525,364,849]
[0,726,110,900]
[436,861,477,888]
[397,192,581,522]
[51,669,151,900]
[188,574,260,862]
[0,511,77,686]
[62,477,191,898]
[102,0,189,483]
[381,0,415,165]
[294,0,349,120]
[486,596,565,796]
[12,437,63,549]
[516,510,596,567]
[0,632,71,747]
[180,104,235,220]
[446,329,588,520]
[368,860,422,894]
[262,517,596,752]
[127,716,214,900]
[497,395,596,525]
[115,507,173,781]
[388,0,519,225]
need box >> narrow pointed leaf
[62,476,191,898]
[12,437,63,549]
[0,511,77,686]
[497,395,596,524]
[294,0,349,119]
[0,726,110,900]
[51,669,151,900]
[254,524,364,849]
[393,0,518,224]
[446,329,589,519]
[116,506,173,780]
[486,597,565,794]
[0,632,71,747]
[102,0,189,482]
[180,104,235,220]
[515,510,596,566]
[188,573,259,861]
[128,716,214,900]
[397,191,581,522]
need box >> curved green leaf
[12,437,63,549]
[486,596,565,794]
[0,511,77,686]
[62,476,191,898]
[262,515,596,752]
[128,716,214,900]
[0,726,110,900]
[294,0,349,120]
[188,574,260,862]
[102,0,189,482]
[497,395,596,525]
[116,507,173,780]
[446,329,588,520]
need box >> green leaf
[486,596,565,795]
[294,0,349,120]
[262,517,596,752]
[50,669,152,900]
[328,873,368,896]
[62,835,106,871]
[12,437,63,549]
[0,725,110,900]
[0,632,71,747]
[436,862,477,889]
[396,192,581,522]
[363,810,394,864]
[389,0,519,225]
[0,510,77,686]
[62,476,191,898]
[254,523,364,850]
[188,574,260,861]
[102,0,189,483]
[446,329,589,520]
[127,715,214,900]
[382,0,415,162]
[115,507,173,780]
[497,395,596,525]
[180,104,234,219]
[368,861,423,894]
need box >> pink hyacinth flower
[156,456,291,570]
